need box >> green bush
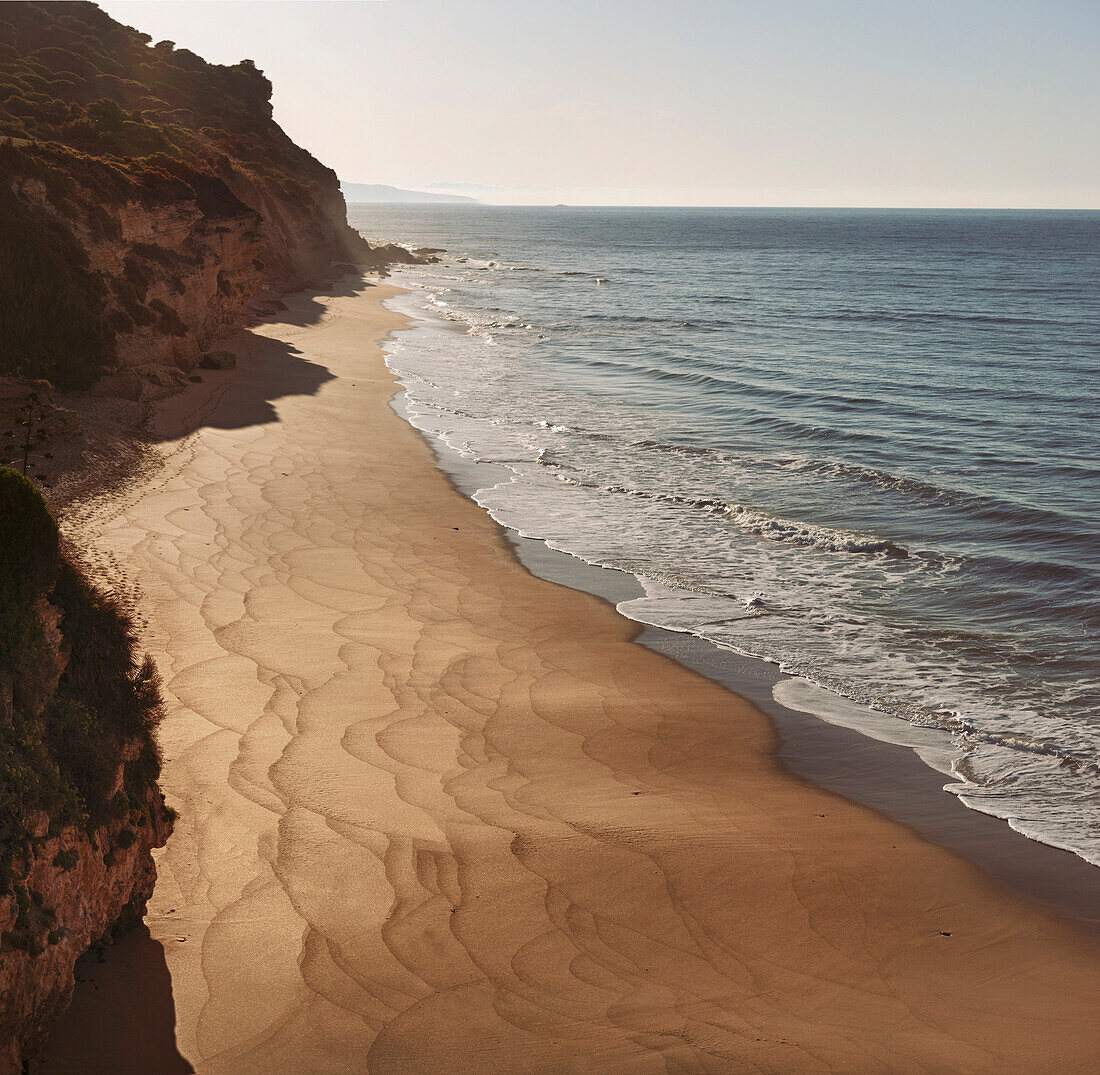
[43,694,118,821]
[0,470,165,864]
[0,466,59,605]
[0,467,61,716]
[50,558,165,740]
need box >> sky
[99,0,1099,208]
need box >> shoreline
[37,278,1100,1071]
[382,287,1100,928]
[406,396,1100,930]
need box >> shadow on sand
[31,925,194,1074]
[145,274,382,441]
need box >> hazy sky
[99,0,1099,207]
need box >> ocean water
[347,205,1100,866]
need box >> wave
[783,457,1100,537]
[722,504,912,557]
[544,467,917,559]
[543,426,1098,557]
[392,378,1097,595]
[790,304,1070,328]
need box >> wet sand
[39,280,1100,1072]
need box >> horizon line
[346,201,1100,212]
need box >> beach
[37,279,1100,1072]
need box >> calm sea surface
[348,205,1100,865]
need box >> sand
[38,280,1100,1073]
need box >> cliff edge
[0,467,173,1071]
[0,0,415,391]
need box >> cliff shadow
[255,271,380,330]
[145,274,383,441]
[30,925,194,1074]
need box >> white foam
[379,258,1100,872]
[772,677,959,777]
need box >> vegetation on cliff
[0,1,318,192]
[0,180,112,389]
[0,466,166,909]
[0,468,171,1065]
[0,1,401,389]
[0,1,341,212]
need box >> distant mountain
[341,182,478,204]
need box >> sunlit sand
[43,280,1100,1073]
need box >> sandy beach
[37,280,1100,1073]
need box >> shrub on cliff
[0,468,59,719]
[0,467,165,874]
[0,467,58,604]
[50,557,165,743]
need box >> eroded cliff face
[217,154,380,289]
[9,162,268,373]
[0,787,171,1073]
[0,466,173,1072]
[0,2,417,392]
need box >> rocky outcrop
[0,467,172,1071]
[0,785,171,1072]
[0,2,423,392]
[199,350,236,371]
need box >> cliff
[0,467,173,1070]
[0,1,417,391]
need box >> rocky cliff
[0,466,173,1071]
[0,1,416,391]
[0,782,171,1072]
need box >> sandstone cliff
[0,784,171,1072]
[0,1,417,391]
[0,466,173,1071]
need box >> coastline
[415,417,1100,929]
[37,278,1100,1071]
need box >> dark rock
[199,350,236,370]
[88,364,189,402]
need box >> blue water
[348,205,1100,864]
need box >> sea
[346,205,1100,867]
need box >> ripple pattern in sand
[67,286,1100,1074]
